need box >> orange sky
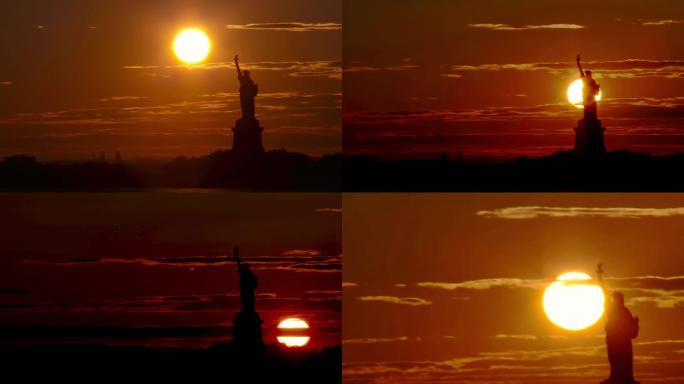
[343,194,684,383]
[344,0,684,160]
[0,0,341,160]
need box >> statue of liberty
[573,55,606,157]
[231,247,263,346]
[234,246,258,313]
[231,55,264,155]
[234,55,258,120]
[576,55,601,120]
[597,264,640,384]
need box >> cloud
[468,23,585,31]
[642,19,683,26]
[476,206,684,219]
[344,340,684,383]
[343,344,606,382]
[22,253,341,273]
[123,60,342,80]
[306,289,341,295]
[0,292,342,316]
[344,103,573,126]
[344,95,684,158]
[345,96,684,129]
[418,278,543,291]
[626,289,684,308]
[315,207,342,213]
[343,336,409,345]
[122,65,158,69]
[281,249,321,256]
[419,275,684,309]
[607,275,684,309]
[278,258,342,273]
[357,296,432,306]
[495,334,538,340]
[611,275,684,290]
[446,59,684,79]
[343,64,418,73]
[0,324,231,340]
[0,91,341,131]
[99,96,149,102]
[225,22,341,32]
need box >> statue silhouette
[231,246,263,346]
[235,246,258,313]
[234,55,258,121]
[574,55,606,158]
[597,264,640,384]
[576,55,601,120]
[231,55,264,156]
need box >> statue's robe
[582,77,600,120]
[605,303,638,383]
[239,78,258,120]
[239,266,258,313]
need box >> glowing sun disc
[278,318,310,329]
[173,28,211,64]
[277,336,310,347]
[567,79,602,109]
[543,272,605,331]
[277,318,310,348]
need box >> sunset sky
[0,0,341,160]
[344,194,684,383]
[0,192,341,349]
[344,0,684,159]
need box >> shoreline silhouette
[0,150,341,191]
[0,342,341,382]
[343,150,684,191]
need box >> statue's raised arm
[234,54,243,81]
[576,54,585,77]
[596,263,607,296]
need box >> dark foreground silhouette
[597,264,640,384]
[0,150,341,191]
[0,342,341,383]
[344,150,684,191]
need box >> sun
[277,317,310,348]
[543,272,605,331]
[173,28,211,64]
[567,79,602,109]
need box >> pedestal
[574,118,606,158]
[232,310,264,346]
[232,118,264,157]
